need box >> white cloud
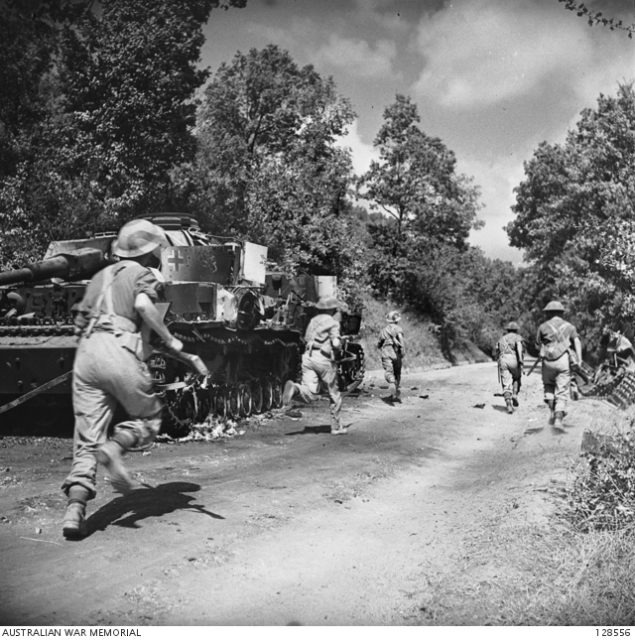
[314,35,397,78]
[411,0,630,109]
[336,118,379,175]
[459,155,525,263]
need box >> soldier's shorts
[499,354,521,395]
[62,331,162,499]
[295,352,342,429]
[381,355,402,387]
[542,353,571,413]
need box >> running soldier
[282,296,347,435]
[495,321,524,414]
[61,219,184,539]
[535,300,582,430]
[377,310,405,402]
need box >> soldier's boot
[282,380,297,406]
[96,440,133,494]
[554,411,565,431]
[62,485,90,540]
[546,400,555,425]
[394,385,401,403]
[512,382,519,407]
[504,392,514,414]
[331,423,349,436]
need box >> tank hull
[0,214,366,436]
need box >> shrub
[567,419,635,532]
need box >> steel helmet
[113,219,169,258]
[386,310,401,323]
[316,296,340,311]
[543,300,565,312]
[505,321,520,332]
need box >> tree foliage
[359,94,482,248]
[0,0,245,268]
[507,83,635,355]
[558,0,635,37]
[358,95,516,354]
[182,44,362,285]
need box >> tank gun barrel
[0,248,110,286]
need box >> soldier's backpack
[540,320,570,361]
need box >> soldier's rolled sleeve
[133,269,161,301]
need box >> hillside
[356,296,490,373]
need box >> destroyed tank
[0,214,365,435]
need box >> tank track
[148,324,304,437]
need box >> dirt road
[0,362,615,625]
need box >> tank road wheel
[251,381,264,414]
[228,385,241,420]
[195,385,211,422]
[208,385,217,416]
[161,390,194,438]
[180,387,198,424]
[272,378,283,409]
[239,383,252,417]
[216,386,228,419]
[262,379,274,412]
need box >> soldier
[535,300,582,430]
[377,310,405,402]
[282,296,347,435]
[61,219,184,539]
[495,321,524,414]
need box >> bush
[567,418,635,532]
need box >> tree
[358,94,482,249]
[507,83,635,354]
[0,0,246,268]
[182,44,362,281]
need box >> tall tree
[507,83,635,353]
[183,44,361,281]
[0,0,245,268]
[358,94,482,249]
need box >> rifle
[525,357,541,376]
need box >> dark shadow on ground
[285,422,355,436]
[380,396,395,406]
[524,426,545,435]
[285,424,332,435]
[83,481,223,537]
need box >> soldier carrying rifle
[535,300,582,431]
[495,321,524,414]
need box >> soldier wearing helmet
[61,219,184,539]
[377,310,405,402]
[535,300,582,430]
[282,296,348,435]
[495,320,524,414]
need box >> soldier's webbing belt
[83,264,138,337]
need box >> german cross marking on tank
[168,249,188,270]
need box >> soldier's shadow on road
[85,481,224,537]
[285,424,332,435]
[285,422,354,436]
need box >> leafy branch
[558,0,635,38]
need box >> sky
[200,0,635,264]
